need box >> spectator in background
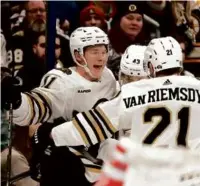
[107,1,150,79]
[7,0,47,74]
[24,0,46,32]
[16,31,62,92]
[109,1,148,55]
[80,5,107,32]
[32,32,61,66]
[89,1,117,21]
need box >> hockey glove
[1,67,22,110]
[30,120,63,181]
[30,122,55,181]
[31,117,67,153]
[31,122,56,159]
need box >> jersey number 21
[143,106,189,146]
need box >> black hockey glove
[1,67,22,110]
[30,122,55,181]
[30,120,64,181]
[31,122,56,155]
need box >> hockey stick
[5,67,23,186]
[2,171,30,186]
[6,63,15,186]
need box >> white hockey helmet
[144,36,183,76]
[70,26,109,66]
[120,45,147,77]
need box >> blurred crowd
[1,1,200,186]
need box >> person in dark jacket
[107,1,150,79]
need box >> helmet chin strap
[75,55,98,80]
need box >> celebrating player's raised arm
[1,26,117,126]
[13,70,71,126]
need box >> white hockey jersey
[119,75,200,147]
[13,66,117,126]
[52,75,200,148]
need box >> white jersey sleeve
[51,92,121,147]
[13,69,72,126]
[12,67,118,126]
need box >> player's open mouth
[93,65,103,69]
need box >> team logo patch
[129,4,137,12]
[62,68,72,75]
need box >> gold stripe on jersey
[25,92,42,124]
[33,89,52,109]
[95,107,117,134]
[72,118,90,146]
[32,89,52,121]
[84,111,105,141]
[32,90,51,122]
[30,92,46,123]
[85,165,102,173]
[32,92,47,122]
[86,167,101,173]
[74,115,94,146]
[82,112,100,142]
[23,93,35,125]
[89,110,107,139]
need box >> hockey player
[49,36,200,186]
[1,26,117,186]
[50,36,200,150]
[30,44,148,186]
[95,138,200,186]
[2,26,117,124]
[118,45,148,86]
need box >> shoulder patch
[57,68,72,75]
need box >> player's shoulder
[122,78,155,92]
[101,67,116,81]
[40,68,81,93]
[45,68,72,78]
[46,67,91,87]
[125,75,200,89]
[122,75,200,95]
[167,75,200,88]
[41,68,73,86]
